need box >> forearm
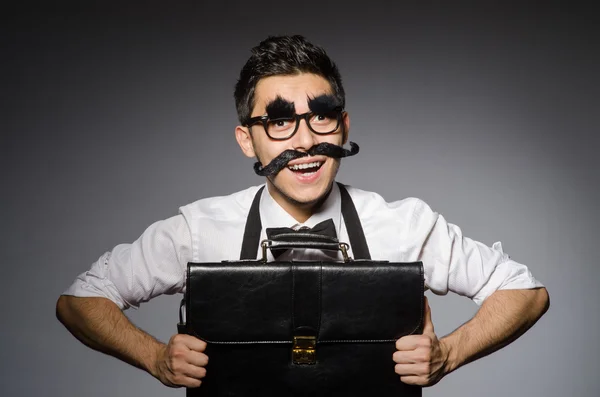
[441,287,549,374]
[56,295,164,377]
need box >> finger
[183,335,208,352]
[395,335,420,350]
[393,349,426,364]
[172,374,203,388]
[422,296,435,335]
[400,375,425,386]
[395,363,429,376]
[395,334,431,351]
[173,334,207,352]
[186,351,209,368]
[180,362,207,380]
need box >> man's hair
[234,35,345,125]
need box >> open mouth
[287,161,324,176]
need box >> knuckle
[170,334,184,344]
[185,365,206,382]
[172,374,186,385]
[422,362,431,374]
[171,349,186,361]
[169,344,183,356]
[170,360,183,373]
[411,348,425,362]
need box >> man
[56,35,549,389]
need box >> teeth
[288,161,322,171]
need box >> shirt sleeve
[62,214,192,310]
[410,199,544,305]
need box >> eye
[267,117,294,131]
[310,112,336,125]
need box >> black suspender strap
[239,183,371,260]
[336,183,371,260]
[239,186,265,260]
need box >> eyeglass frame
[243,107,346,141]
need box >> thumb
[422,296,435,335]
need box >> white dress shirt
[64,182,543,309]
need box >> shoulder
[178,185,264,222]
[339,184,439,259]
[341,183,431,223]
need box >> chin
[270,173,335,208]
[289,187,331,206]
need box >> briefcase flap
[184,260,423,344]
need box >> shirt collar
[259,182,342,236]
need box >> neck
[266,181,332,224]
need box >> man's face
[236,73,349,212]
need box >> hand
[393,296,449,386]
[153,334,209,388]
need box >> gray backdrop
[2,2,598,396]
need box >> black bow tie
[265,218,337,259]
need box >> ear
[342,112,350,145]
[235,125,256,158]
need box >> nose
[290,117,318,152]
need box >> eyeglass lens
[266,111,340,139]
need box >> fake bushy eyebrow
[265,96,295,119]
[308,94,342,113]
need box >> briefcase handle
[260,233,351,263]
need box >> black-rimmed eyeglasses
[243,108,345,140]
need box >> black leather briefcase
[178,239,424,397]
[177,183,424,396]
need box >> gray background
[2,1,598,396]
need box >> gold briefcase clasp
[292,335,316,364]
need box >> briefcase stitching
[317,339,398,343]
